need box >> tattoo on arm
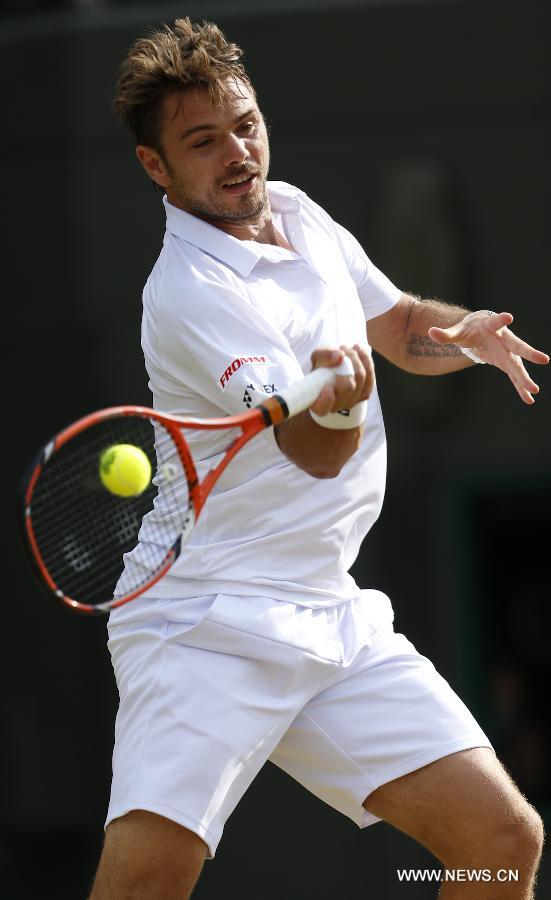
[407,333,463,358]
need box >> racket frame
[22,398,286,614]
[22,363,349,614]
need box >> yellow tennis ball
[99,444,152,497]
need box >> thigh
[91,810,207,899]
[364,747,532,863]
[271,623,492,829]
[106,598,335,858]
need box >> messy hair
[114,17,255,152]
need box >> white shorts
[106,590,492,857]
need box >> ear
[136,145,171,189]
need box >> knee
[513,804,544,858]
[491,802,544,865]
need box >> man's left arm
[367,293,549,405]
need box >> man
[91,18,548,899]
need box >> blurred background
[3,0,550,896]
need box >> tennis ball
[99,444,152,497]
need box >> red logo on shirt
[219,356,270,389]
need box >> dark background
[3,0,550,896]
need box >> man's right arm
[274,345,374,478]
[155,266,373,477]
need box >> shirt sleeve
[333,222,402,321]
[151,257,305,417]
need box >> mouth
[221,173,257,194]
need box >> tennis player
[90,18,548,899]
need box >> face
[137,81,270,229]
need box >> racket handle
[279,359,354,418]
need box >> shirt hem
[139,578,360,608]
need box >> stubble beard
[171,172,270,226]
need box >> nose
[221,132,250,167]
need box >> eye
[193,137,213,149]
[239,121,256,133]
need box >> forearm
[369,293,475,375]
[274,411,362,478]
[405,295,476,373]
[369,293,548,402]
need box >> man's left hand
[428,311,549,404]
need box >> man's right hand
[310,344,375,416]
[274,343,374,479]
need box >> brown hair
[114,17,255,152]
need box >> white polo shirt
[115,181,401,618]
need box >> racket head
[20,366,344,615]
[21,408,198,614]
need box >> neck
[213,215,292,250]
[167,191,293,249]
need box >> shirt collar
[163,182,302,277]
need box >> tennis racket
[20,363,351,614]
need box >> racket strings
[29,415,192,607]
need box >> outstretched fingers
[428,311,512,347]
[428,323,464,345]
[428,309,549,404]
[506,355,541,405]
[501,329,550,366]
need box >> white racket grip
[278,359,355,418]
